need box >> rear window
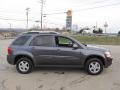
[12,36,31,46]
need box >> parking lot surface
[0,39,120,90]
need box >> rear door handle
[57,49,61,52]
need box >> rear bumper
[104,57,113,68]
[7,55,15,65]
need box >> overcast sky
[0,0,120,33]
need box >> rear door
[29,35,58,65]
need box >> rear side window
[30,35,55,47]
[12,36,30,46]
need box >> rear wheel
[16,57,33,74]
[85,58,103,75]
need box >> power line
[44,12,66,15]
[72,0,114,7]
[0,17,35,22]
[0,0,115,17]
[44,2,120,15]
[74,2,120,12]
[0,18,25,21]
[45,22,64,26]
[0,2,120,25]
[0,0,117,16]
[44,0,114,15]
[0,2,120,21]
[32,19,65,26]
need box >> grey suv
[7,32,112,75]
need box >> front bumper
[104,57,113,68]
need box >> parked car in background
[7,31,112,75]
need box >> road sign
[66,10,72,31]
[104,22,108,27]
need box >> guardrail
[0,36,15,40]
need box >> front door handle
[32,46,37,50]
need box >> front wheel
[16,57,33,74]
[85,58,103,75]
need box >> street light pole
[43,14,47,29]
[104,22,108,34]
[26,8,30,30]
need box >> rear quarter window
[12,36,31,46]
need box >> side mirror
[73,44,78,49]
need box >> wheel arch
[14,55,35,67]
[84,55,105,66]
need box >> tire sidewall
[85,58,103,75]
[16,57,33,74]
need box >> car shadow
[33,67,87,75]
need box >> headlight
[105,51,111,58]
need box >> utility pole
[26,8,30,30]
[40,0,44,30]
[8,23,12,30]
[96,22,98,30]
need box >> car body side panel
[53,47,82,65]
[79,49,106,67]
[11,46,36,65]
[29,46,59,65]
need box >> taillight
[8,47,12,55]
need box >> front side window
[12,36,30,46]
[55,36,73,48]
[30,35,55,47]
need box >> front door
[54,36,82,65]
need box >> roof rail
[22,31,60,35]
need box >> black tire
[85,58,103,75]
[16,57,33,74]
